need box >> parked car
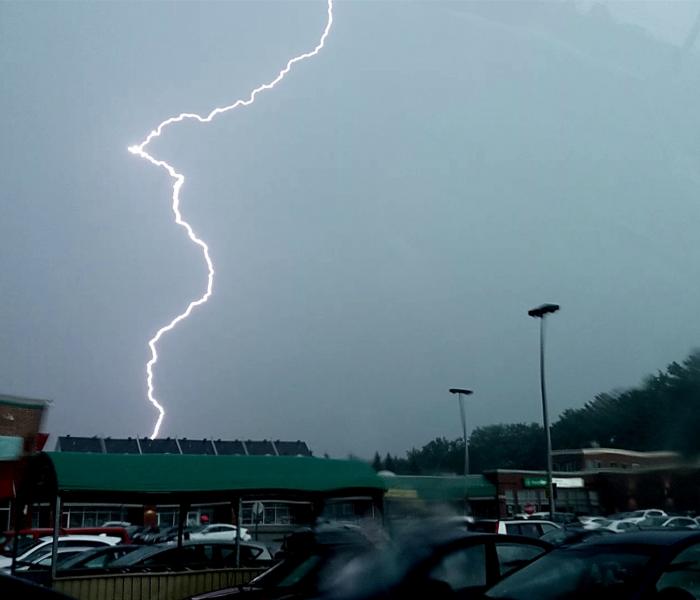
[0,535,120,571]
[322,526,552,600]
[14,546,95,571]
[54,544,141,571]
[540,525,614,546]
[604,519,641,533]
[608,509,667,524]
[1,526,131,555]
[469,519,560,538]
[483,530,700,600]
[0,529,56,557]
[131,525,163,545]
[189,523,251,542]
[528,512,577,524]
[578,516,610,528]
[189,523,380,600]
[109,540,271,571]
[639,516,699,530]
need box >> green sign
[523,477,547,488]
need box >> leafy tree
[369,349,700,473]
[371,452,383,472]
[469,423,545,472]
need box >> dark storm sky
[2,1,700,457]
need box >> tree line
[371,349,700,475]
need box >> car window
[656,542,700,597]
[181,545,209,568]
[241,545,263,561]
[513,523,541,539]
[142,548,180,568]
[540,523,557,533]
[486,548,654,600]
[669,519,694,528]
[276,555,324,587]
[496,543,547,577]
[427,543,487,590]
[83,553,111,568]
[220,545,237,566]
[505,524,521,536]
[21,544,50,563]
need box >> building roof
[103,438,140,454]
[552,448,680,458]
[179,439,216,455]
[54,437,312,457]
[0,394,48,409]
[57,437,103,453]
[138,438,180,454]
[20,452,385,503]
[381,474,496,501]
[245,440,276,456]
[214,440,246,455]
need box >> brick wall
[0,399,45,453]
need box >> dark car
[189,523,380,600]
[540,524,614,547]
[323,524,551,600]
[55,544,141,572]
[483,529,700,600]
[109,540,272,572]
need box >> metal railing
[52,567,265,600]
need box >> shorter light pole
[449,388,473,476]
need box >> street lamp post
[527,303,560,520]
[449,388,473,476]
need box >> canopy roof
[21,452,385,503]
[382,474,496,501]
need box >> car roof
[283,524,378,550]
[505,520,558,525]
[38,535,120,544]
[58,545,140,568]
[392,526,550,564]
[109,540,259,565]
[569,529,700,548]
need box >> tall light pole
[449,388,473,476]
[528,303,560,519]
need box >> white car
[13,546,94,571]
[604,519,640,533]
[189,524,251,542]
[578,516,609,529]
[608,509,667,524]
[471,520,560,538]
[640,516,698,529]
[0,535,120,570]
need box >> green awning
[22,452,385,502]
[382,475,496,501]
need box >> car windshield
[251,546,363,590]
[484,546,656,600]
[641,517,669,527]
[251,553,327,589]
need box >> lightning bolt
[129,0,334,439]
